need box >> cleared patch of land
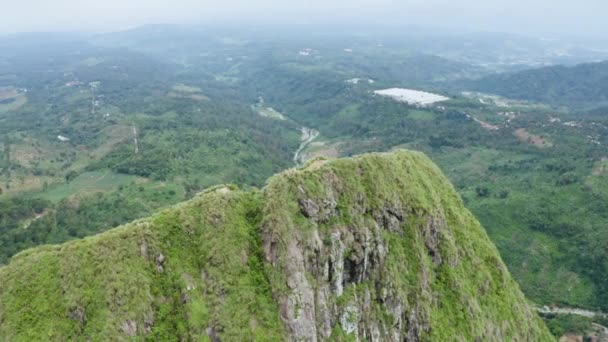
[90,125,133,159]
[514,128,552,147]
[374,88,449,106]
[1,175,57,196]
[167,92,209,101]
[2,134,68,167]
[80,57,104,67]
[408,110,436,121]
[0,88,19,101]
[469,115,500,130]
[251,97,287,120]
[214,75,239,84]
[172,84,202,93]
[592,157,608,176]
[40,170,141,202]
[167,84,209,101]
[462,91,540,108]
[11,143,47,167]
[346,78,374,85]
[255,107,286,120]
[0,87,27,113]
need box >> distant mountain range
[467,60,608,110]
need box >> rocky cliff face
[0,151,553,341]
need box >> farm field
[39,170,141,202]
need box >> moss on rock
[0,150,553,341]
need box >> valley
[294,127,319,166]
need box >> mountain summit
[0,150,552,341]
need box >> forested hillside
[1,26,607,338]
[0,35,300,263]
[467,61,608,109]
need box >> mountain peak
[0,150,552,341]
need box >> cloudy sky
[1,0,606,38]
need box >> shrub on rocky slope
[0,150,553,341]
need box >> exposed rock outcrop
[0,150,554,341]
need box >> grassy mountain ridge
[0,150,552,341]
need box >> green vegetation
[0,151,552,340]
[468,61,608,109]
[233,49,608,313]
[1,27,608,338]
[0,182,180,264]
[542,314,593,338]
[0,188,286,340]
[0,89,26,113]
[408,109,436,121]
[0,38,301,262]
[40,170,140,202]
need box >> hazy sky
[1,0,606,38]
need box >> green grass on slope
[39,170,141,202]
[432,145,607,309]
[261,150,553,341]
[0,150,552,341]
[0,186,285,341]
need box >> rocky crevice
[0,150,553,341]
[264,175,444,341]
